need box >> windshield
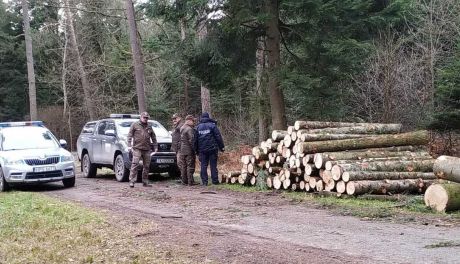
[1,127,60,151]
[116,120,170,138]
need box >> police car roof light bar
[0,121,44,128]
[109,114,140,119]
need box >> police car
[0,121,76,192]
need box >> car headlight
[5,158,25,165]
[60,155,73,162]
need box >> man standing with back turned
[127,112,157,188]
[195,112,224,185]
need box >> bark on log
[314,150,431,170]
[325,156,431,171]
[297,130,429,154]
[433,156,460,183]
[307,126,400,135]
[341,171,436,182]
[346,179,423,195]
[293,121,402,131]
[298,133,373,142]
[269,166,282,174]
[336,159,435,173]
[263,143,279,154]
[424,183,460,212]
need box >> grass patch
[0,192,184,264]
[425,241,460,248]
[216,183,268,193]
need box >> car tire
[63,177,76,188]
[82,153,97,178]
[0,167,10,192]
[114,154,129,182]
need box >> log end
[346,181,356,195]
[424,184,449,212]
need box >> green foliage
[430,41,460,130]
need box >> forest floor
[30,162,460,264]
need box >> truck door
[100,121,117,164]
[93,121,107,163]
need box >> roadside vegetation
[0,192,185,264]
[216,184,460,222]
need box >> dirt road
[42,171,459,264]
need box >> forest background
[0,0,459,152]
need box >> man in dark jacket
[194,112,224,185]
[179,115,196,185]
[171,113,185,182]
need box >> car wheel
[114,154,129,182]
[0,168,10,192]
[63,177,76,188]
[82,153,97,178]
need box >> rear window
[81,122,96,134]
[116,120,170,137]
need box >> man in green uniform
[127,112,157,187]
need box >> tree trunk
[341,171,436,182]
[64,0,96,120]
[125,0,147,113]
[433,156,460,183]
[197,13,211,115]
[294,121,401,131]
[179,17,190,113]
[22,0,37,120]
[424,183,460,212]
[346,179,424,195]
[335,159,435,173]
[265,0,286,130]
[256,37,269,142]
[297,130,429,154]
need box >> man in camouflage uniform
[127,112,157,187]
[179,115,196,185]
[171,113,185,183]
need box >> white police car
[0,121,75,192]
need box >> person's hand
[127,147,132,153]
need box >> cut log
[230,176,238,184]
[273,176,282,190]
[341,171,436,182]
[309,176,321,189]
[331,165,343,181]
[424,183,460,212]
[433,156,460,183]
[241,155,253,165]
[218,174,226,184]
[272,130,288,141]
[324,156,431,171]
[297,130,429,154]
[336,159,435,173]
[346,179,423,195]
[252,147,268,160]
[287,126,296,135]
[269,166,282,174]
[307,125,401,135]
[265,161,271,169]
[293,121,402,131]
[302,155,312,166]
[304,182,311,192]
[283,179,291,189]
[304,164,318,176]
[266,176,273,188]
[250,176,257,186]
[299,133,373,142]
[316,180,324,192]
[291,131,298,142]
[227,171,241,178]
[263,143,278,154]
[247,163,255,174]
[291,183,298,191]
[283,134,293,148]
[275,156,286,164]
[299,181,305,190]
[336,181,346,194]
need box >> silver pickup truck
[76,114,179,182]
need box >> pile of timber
[424,156,460,212]
[227,121,437,196]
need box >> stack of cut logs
[225,121,438,196]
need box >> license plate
[33,166,56,172]
[156,159,174,164]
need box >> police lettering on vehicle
[199,129,210,135]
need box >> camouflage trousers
[179,154,195,185]
[129,149,151,183]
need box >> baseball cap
[172,113,181,119]
[185,114,194,121]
